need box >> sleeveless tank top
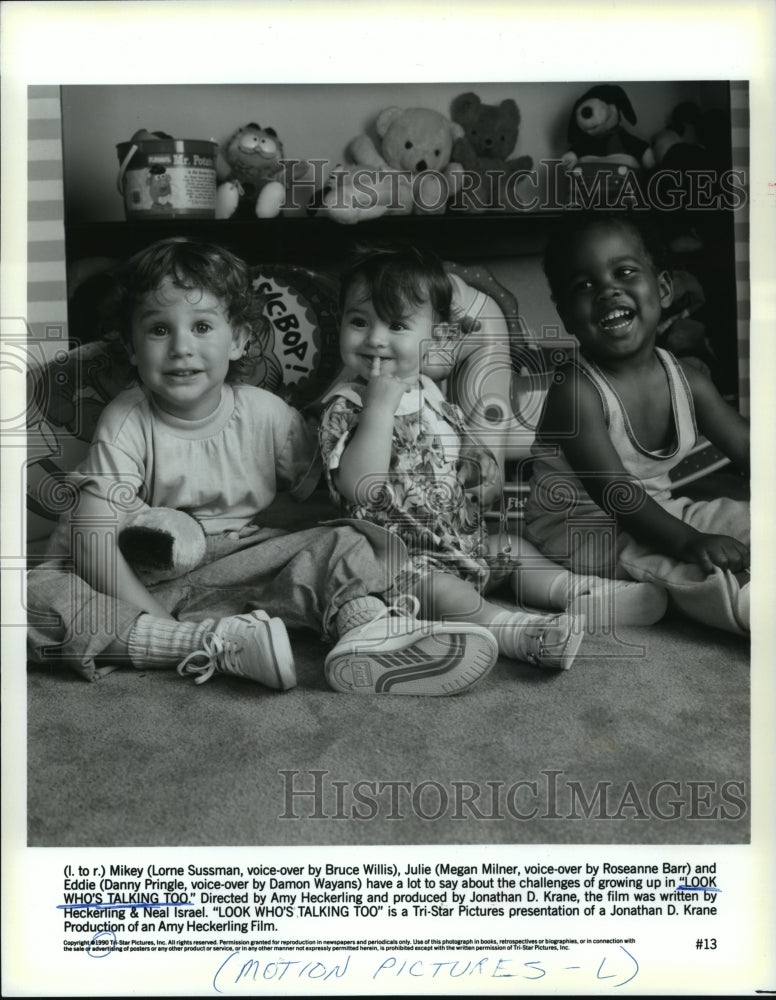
[527,348,699,523]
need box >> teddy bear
[318,106,464,224]
[215,123,289,219]
[449,91,533,211]
[562,84,649,169]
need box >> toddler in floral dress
[319,244,586,676]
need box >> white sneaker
[177,611,296,690]
[495,612,584,670]
[325,605,498,696]
[568,577,668,632]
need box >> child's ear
[229,325,252,360]
[657,270,674,309]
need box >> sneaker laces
[511,614,563,665]
[528,615,585,667]
[176,631,237,685]
[525,617,559,663]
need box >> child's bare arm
[73,490,175,619]
[541,371,748,574]
[680,360,750,474]
[336,373,411,504]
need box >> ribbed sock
[127,614,215,669]
[335,597,388,638]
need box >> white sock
[335,597,389,638]
[513,568,571,610]
[127,614,215,668]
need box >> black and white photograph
[2,2,774,996]
[25,77,752,848]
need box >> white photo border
[2,2,774,996]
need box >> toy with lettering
[27,238,496,695]
[524,212,750,635]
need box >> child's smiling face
[131,277,247,420]
[339,279,435,382]
[553,222,673,365]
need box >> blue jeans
[27,522,406,681]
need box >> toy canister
[116,134,218,218]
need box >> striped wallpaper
[27,85,68,355]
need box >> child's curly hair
[110,237,265,341]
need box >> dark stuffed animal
[449,92,533,211]
[644,101,732,251]
[450,92,533,175]
[562,84,649,168]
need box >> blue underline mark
[57,900,194,910]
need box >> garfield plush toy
[215,123,287,219]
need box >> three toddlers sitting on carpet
[27,214,750,694]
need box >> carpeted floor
[27,612,750,847]
[27,478,751,848]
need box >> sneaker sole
[264,615,297,690]
[324,627,498,696]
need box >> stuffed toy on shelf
[558,84,651,205]
[643,101,733,251]
[449,91,533,211]
[316,106,464,224]
[562,84,650,168]
[215,122,311,219]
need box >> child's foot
[177,610,296,689]
[567,577,668,631]
[491,611,584,670]
[325,606,498,696]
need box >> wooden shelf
[64,212,567,266]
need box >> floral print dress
[319,376,492,592]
